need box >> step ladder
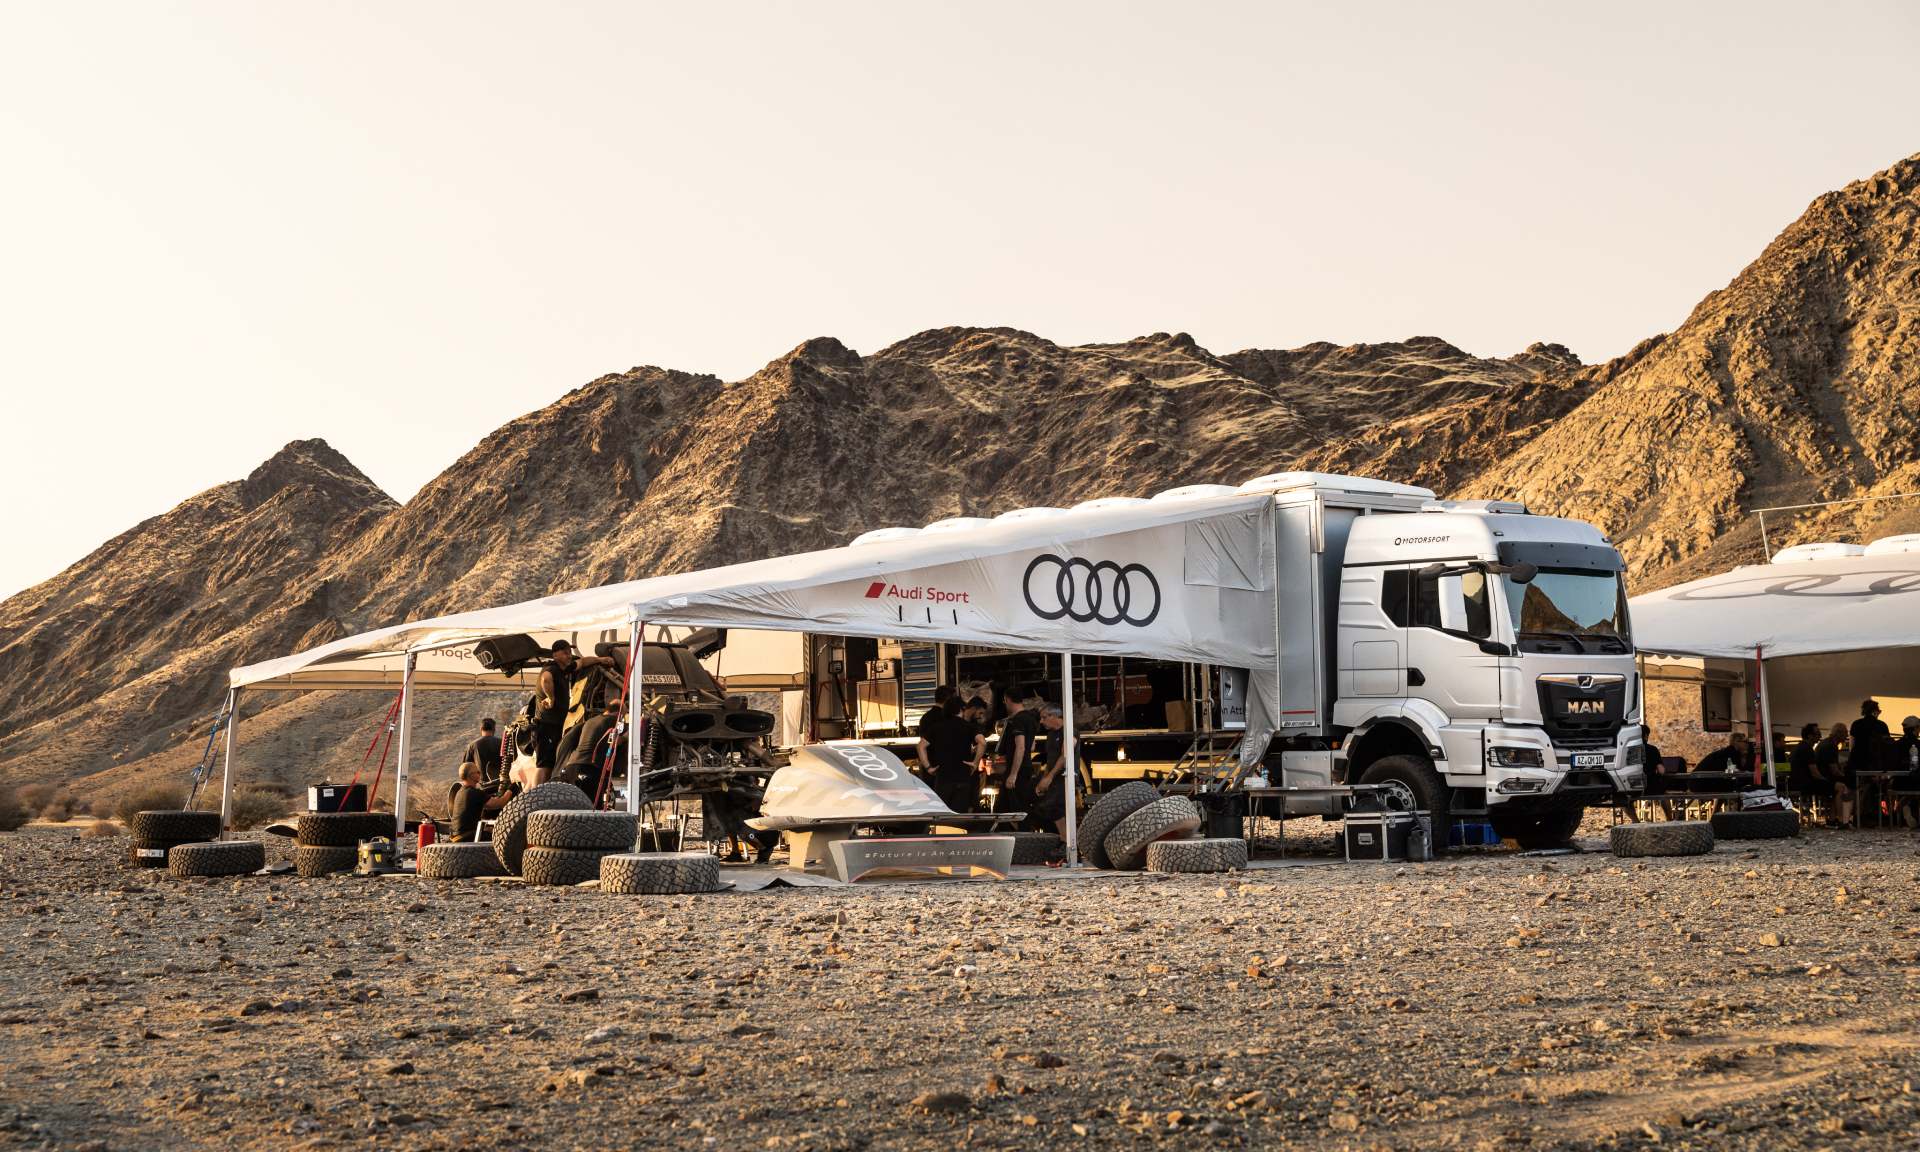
[1164,731,1243,794]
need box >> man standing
[915,685,958,780]
[924,692,983,813]
[533,640,614,786]
[1030,703,1073,836]
[1849,699,1892,823]
[997,694,1041,819]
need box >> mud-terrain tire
[128,841,179,868]
[492,782,592,875]
[294,844,358,878]
[526,809,636,851]
[1104,796,1204,871]
[1009,831,1065,865]
[295,812,393,847]
[1710,809,1800,840]
[1078,782,1161,869]
[129,810,221,843]
[168,840,266,878]
[1610,821,1714,858]
[1146,836,1248,874]
[521,845,616,887]
[600,851,724,895]
[417,842,507,880]
[1490,807,1586,850]
[1358,754,1452,856]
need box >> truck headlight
[1488,745,1546,769]
[1624,743,1645,766]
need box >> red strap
[338,691,402,812]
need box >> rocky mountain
[5,151,1917,810]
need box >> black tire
[1104,796,1204,871]
[492,782,593,876]
[295,812,394,848]
[168,840,266,878]
[525,809,637,851]
[1357,755,1452,857]
[1009,831,1064,866]
[1710,809,1800,840]
[1610,821,1714,858]
[127,840,181,869]
[600,852,724,895]
[522,845,617,887]
[1078,782,1161,869]
[1490,807,1586,850]
[129,810,221,843]
[1146,837,1248,874]
[417,842,507,880]
[294,844,358,878]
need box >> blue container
[1449,821,1499,848]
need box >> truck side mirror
[1509,562,1539,585]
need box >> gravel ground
[3,820,1919,1151]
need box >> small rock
[907,1090,970,1114]
[1329,1112,1360,1132]
[381,1060,415,1076]
[561,986,599,1003]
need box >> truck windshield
[1504,568,1631,654]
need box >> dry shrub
[114,783,188,827]
[226,788,290,831]
[82,818,121,839]
[0,789,26,833]
[38,790,90,822]
[15,782,55,813]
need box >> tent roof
[1629,550,1920,659]
[231,489,1278,691]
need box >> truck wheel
[1709,810,1800,840]
[168,840,266,878]
[417,842,507,879]
[1357,755,1451,856]
[1610,820,1714,858]
[1490,808,1585,850]
[1103,796,1204,870]
[492,781,593,875]
[1145,837,1247,874]
[1078,782,1161,869]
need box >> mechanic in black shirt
[1030,703,1073,836]
[1693,731,1755,790]
[924,693,983,813]
[449,761,505,842]
[557,699,625,805]
[462,717,501,783]
[997,695,1041,820]
[915,685,959,780]
[1788,723,1829,798]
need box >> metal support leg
[1062,651,1080,867]
[1756,646,1777,790]
[218,689,239,837]
[392,652,418,842]
[627,616,644,816]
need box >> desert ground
[3,819,1918,1151]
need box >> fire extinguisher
[417,816,437,850]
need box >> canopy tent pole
[391,652,418,842]
[218,689,239,837]
[1061,651,1080,866]
[627,617,644,816]
[1755,645,1776,789]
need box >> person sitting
[449,761,506,842]
[1624,727,1665,822]
[1693,731,1753,790]
[1892,715,1920,826]
[1788,722,1832,801]
[1817,723,1852,826]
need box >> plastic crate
[1450,821,1499,848]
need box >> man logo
[1577,675,1594,689]
[1566,700,1604,715]
[1021,555,1161,627]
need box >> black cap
[551,640,573,653]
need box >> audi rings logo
[1669,570,1920,601]
[1022,555,1161,627]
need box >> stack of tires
[1079,784,1246,874]
[522,809,637,886]
[127,810,221,870]
[293,810,392,878]
[489,781,594,876]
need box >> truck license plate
[1573,753,1605,768]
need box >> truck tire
[1610,821,1714,858]
[129,810,221,843]
[1490,807,1585,850]
[1104,796,1204,871]
[168,840,266,878]
[1009,831,1064,865]
[1710,809,1800,840]
[295,812,393,847]
[600,851,724,895]
[525,809,637,851]
[294,844,358,878]
[1357,755,1451,856]
[492,782,593,875]
[1078,782,1161,869]
[417,842,507,879]
[1145,836,1247,874]
[521,845,617,887]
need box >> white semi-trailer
[1233,473,1642,848]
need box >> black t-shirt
[1816,737,1843,776]
[463,734,502,777]
[1850,716,1890,770]
[925,712,978,775]
[1000,710,1041,781]
[1788,741,1816,791]
[1695,745,1749,776]
[451,785,492,842]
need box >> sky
[2,1,1916,600]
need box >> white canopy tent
[1629,544,1920,784]
[224,488,1284,864]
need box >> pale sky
[3,1,1916,600]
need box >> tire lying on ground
[1009,831,1065,866]
[600,851,724,895]
[1146,836,1248,874]
[168,840,267,878]
[128,841,180,869]
[492,782,593,876]
[129,810,221,844]
[1610,821,1715,858]
[1104,796,1205,871]
[1709,809,1800,840]
[295,812,394,848]
[1078,781,1162,870]
[525,809,637,851]
[521,845,619,887]
[416,842,508,880]
[294,844,359,878]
